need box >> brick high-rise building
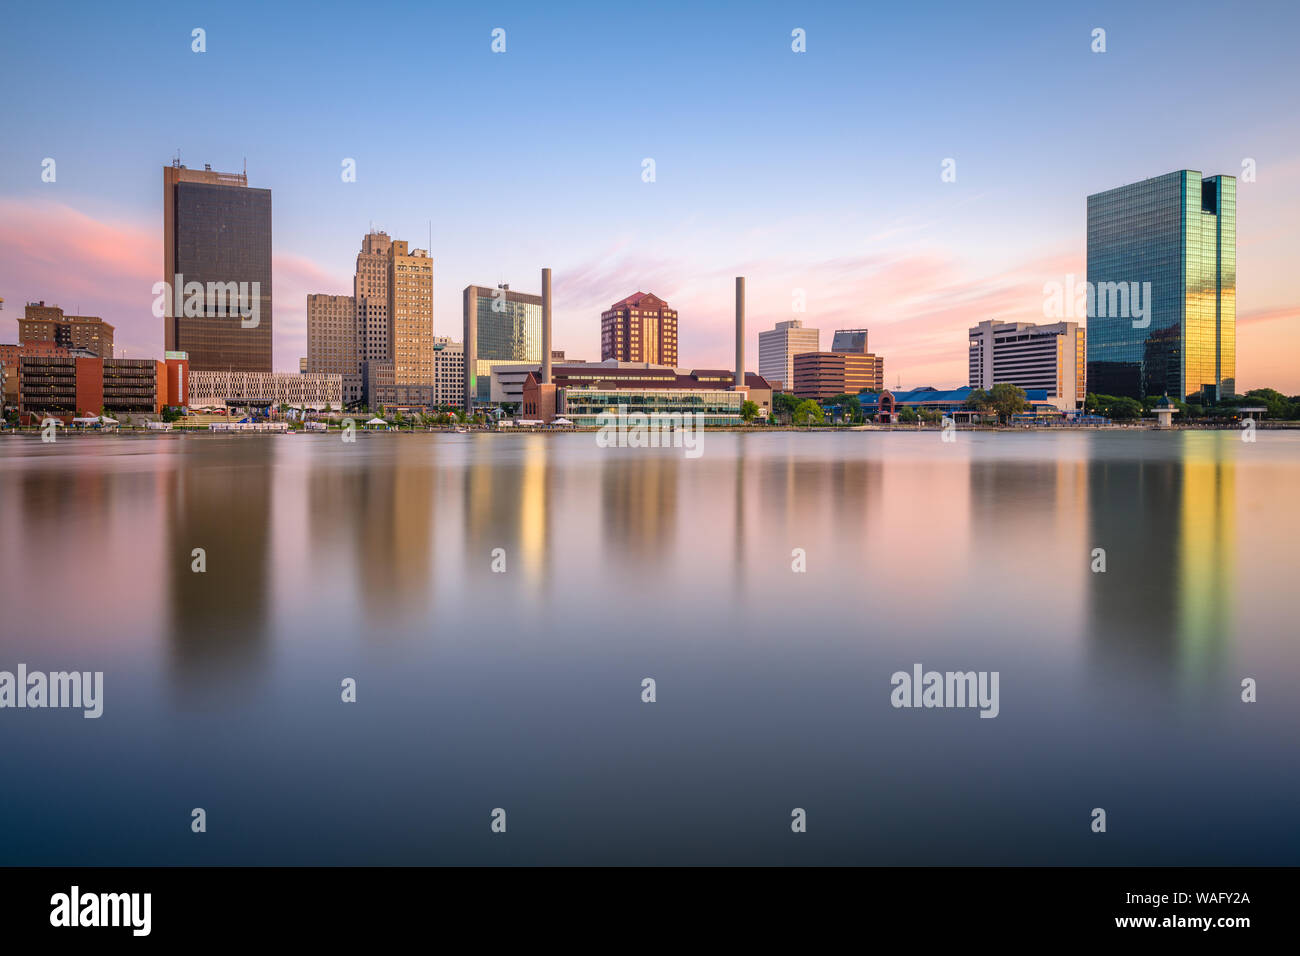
[600,292,677,366]
[20,302,114,357]
[307,293,360,405]
[388,239,434,385]
[354,231,392,366]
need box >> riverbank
[4,421,1296,437]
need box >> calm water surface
[1,430,1297,864]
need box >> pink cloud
[0,198,346,371]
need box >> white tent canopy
[365,418,387,425]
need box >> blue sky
[2,0,1297,387]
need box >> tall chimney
[734,276,745,390]
[541,267,552,385]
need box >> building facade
[561,387,742,427]
[307,293,361,405]
[758,319,820,392]
[792,351,884,400]
[520,361,772,423]
[600,292,678,366]
[355,231,392,366]
[463,284,542,406]
[163,162,273,372]
[19,302,114,357]
[1086,169,1236,402]
[1,341,68,407]
[188,370,342,411]
[19,355,187,415]
[388,240,435,385]
[969,319,1086,410]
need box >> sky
[1,0,1297,390]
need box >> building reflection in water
[1086,433,1235,689]
[165,439,273,683]
[306,440,437,628]
[462,437,552,598]
[599,450,677,570]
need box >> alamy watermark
[890,663,999,718]
[1043,273,1151,328]
[0,664,103,718]
[596,406,703,458]
[151,274,261,328]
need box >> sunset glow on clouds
[1,194,1296,391]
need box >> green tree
[898,406,920,423]
[824,393,862,423]
[740,399,759,423]
[1244,387,1293,419]
[988,382,1028,423]
[793,399,824,426]
[772,392,799,424]
[1108,396,1143,420]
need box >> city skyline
[1,1,1297,390]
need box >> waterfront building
[1,341,68,407]
[188,370,342,411]
[560,387,743,427]
[519,360,772,423]
[857,385,1057,423]
[163,161,272,371]
[758,319,820,392]
[969,319,1086,410]
[792,350,884,400]
[601,292,678,366]
[1086,170,1235,401]
[19,354,188,415]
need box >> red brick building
[600,293,678,366]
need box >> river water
[1,430,1296,864]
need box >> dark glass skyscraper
[1086,170,1235,402]
[163,163,272,372]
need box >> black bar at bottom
[0,866,1279,941]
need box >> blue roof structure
[859,386,1053,409]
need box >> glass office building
[562,387,743,426]
[163,164,273,372]
[1086,170,1235,402]
[462,285,542,404]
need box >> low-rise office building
[561,387,744,427]
[1,341,69,407]
[19,354,188,415]
[858,385,1057,423]
[520,361,771,423]
[189,370,342,411]
[793,350,884,400]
